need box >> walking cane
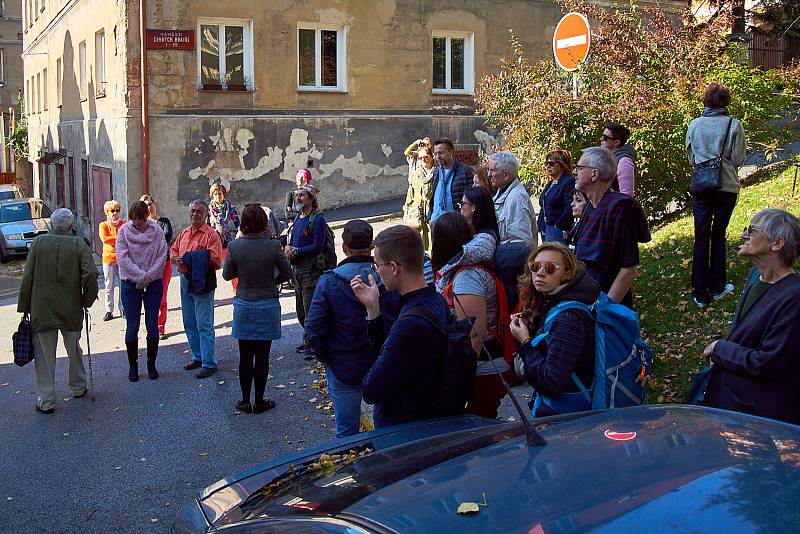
[84,308,96,402]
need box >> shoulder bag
[690,117,733,195]
[13,313,34,367]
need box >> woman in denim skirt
[223,204,293,414]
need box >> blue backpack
[531,293,653,416]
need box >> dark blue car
[172,405,800,533]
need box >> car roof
[200,405,800,532]
[0,197,44,205]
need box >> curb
[329,211,403,230]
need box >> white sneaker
[712,283,735,301]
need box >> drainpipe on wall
[139,0,150,195]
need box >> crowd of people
[15,83,800,429]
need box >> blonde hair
[546,149,573,176]
[104,200,121,214]
[209,183,227,197]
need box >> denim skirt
[232,297,281,340]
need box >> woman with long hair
[224,204,293,414]
[537,150,575,244]
[115,201,168,381]
[99,200,124,321]
[431,212,511,419]
[472,165,495,197]
[140,194,173,340]
[511,242,600,418]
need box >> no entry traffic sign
[553,12,591,72]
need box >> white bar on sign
[556,35,587,49]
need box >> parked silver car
[0,198,52,263]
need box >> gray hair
[580,147,617,183]
[751,208,800,267]
[50,208,75,232]
[189,199,208,212]
[489,151,519,179]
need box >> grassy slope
[638,163,800,403]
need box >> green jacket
[18,230,99,333]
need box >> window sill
[432,89,474,96]
[297,86,348,94]
[198,85,255,93]
[95,92,106,99]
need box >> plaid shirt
[575,191,639,291]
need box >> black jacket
[517,269,601,417]
[704,272,800,425]
[429,159,474,217]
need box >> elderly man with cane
[18,208,99,414]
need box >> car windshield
[0,201,52,223]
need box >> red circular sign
[553,12,591,72]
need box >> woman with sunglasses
[537,150,575,244]
[431,212,511,419]
[99,200,124,321]
[510,242,600,418]
[403,146,435,250]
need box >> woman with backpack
[431,212,511,419]
[511,242,600,418]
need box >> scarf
[209,199,238,243]
[108,217,124,229]
[701,107,729,118]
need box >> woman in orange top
[99,200,124,321]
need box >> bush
[475,0,800,222]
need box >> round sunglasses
[528,261,562,275]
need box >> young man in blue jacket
[306,220,379,438]
[351,225,448,429]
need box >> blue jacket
[537,174,576,231]
[182,249,216,294]
[704,271,800,425]
[289,211,326,261]
[306,256,381,385]
[429,159,474,221]
[363,287,448,428]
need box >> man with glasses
[350,225,448,429]
[599,123,637,198]
[429,138,474,224]
[573,147,642,308]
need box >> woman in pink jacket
[115,201,168,382]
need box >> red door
[91,166,112,254]
[56,163,66,208]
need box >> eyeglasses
[373,260,400,271]
[743,225,763,236]
[457,200,473,209]
[573,164,595,172]
[600,134,618,142]
[544,160,559,167]
[528,261,562,275]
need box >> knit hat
[342,220,373,250]
[296,169,313,183]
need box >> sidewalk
[325,197,404,229]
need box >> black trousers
[691,191,738,303]
[238,339,272,403]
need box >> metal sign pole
[573,73,578,100]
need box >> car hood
[188,406,800,533]
[0,218,49,235]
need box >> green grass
[638,162,800,404]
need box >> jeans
[293,263,320,341]
[691,191,738,302]
[102,263,121,314]
[326,367,363,439]
[494,241,531,312]
[120,279,163,343]
[180,276,217,368]
[541,224,567,244]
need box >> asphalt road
[0,216,526,533]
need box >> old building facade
[0,0,23,174]
[25,0,684,248]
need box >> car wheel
[0,247,9,264]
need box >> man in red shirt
[170,199,222,378]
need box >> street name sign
[553,12,591,72]
[146,30,195,50]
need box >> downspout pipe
[139,0,150,195]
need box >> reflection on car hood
[0,218,49,235]
[198,406,800,533]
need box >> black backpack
[308,211,338,270]
[402,306,478,418]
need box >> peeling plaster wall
[149,113,498,228]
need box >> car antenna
[453,294,547,446]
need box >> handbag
[13,313,34,367]
[690,117,733,195]
[685,365,713,405]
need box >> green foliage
[637,163,800,403]
[7,102,28,161]
[474,0,800,222]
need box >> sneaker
[235,400,253,414]
[294,342,311,354]
[184,360,202,371]
[196,367,217,379]
[712,283,735,301]
[103,312,113,321]
[693,297,709,309]
[159,332,168,341]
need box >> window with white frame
[197,18,254,90]
[432,32,474,94]
[78,40,87,99]
[0,49,5,82]
[95,29,106,96]
[297,25,347,92]
[42,67,47,110]
[56,57,62,107]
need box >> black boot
[146,339,159,380]
[126,341,139,382]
